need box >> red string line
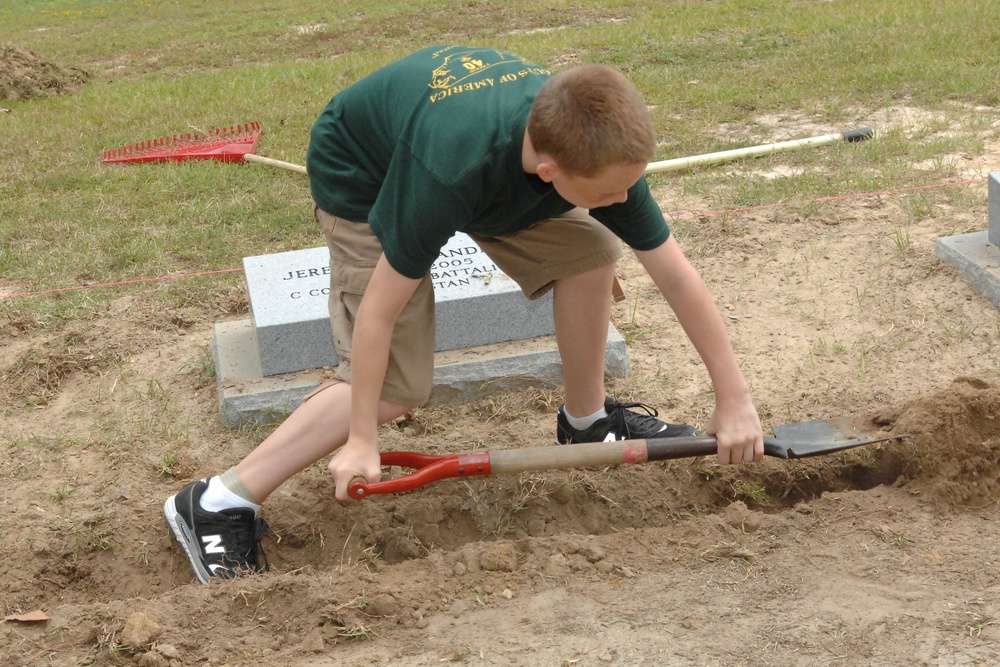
[1,176,989,301]
[1,268,245,300]
[665,176,987,221]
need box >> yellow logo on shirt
[428,47,550,103]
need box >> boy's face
[543,162,647,210]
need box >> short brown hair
[527,64,656,177]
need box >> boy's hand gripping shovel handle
[346,433,907,500]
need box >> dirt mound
[0,45,90,102]
[868,376,1000,506]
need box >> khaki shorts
[312,206,624,407]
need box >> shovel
[347,420,907,499]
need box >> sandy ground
[3,53,1000,667]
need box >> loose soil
[2,58,1000,666]
[0,45,90,102]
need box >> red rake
[102,122,872,178]
[100,121,306,174]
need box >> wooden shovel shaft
[488,437,792,475]
[490,433,907,473]
[350,438,777,498]
[491,438,686,474]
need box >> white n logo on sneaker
[202,534,226,554]
[603,433,626,442]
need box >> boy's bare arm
[634,237,764,463]
[329,255,423,500]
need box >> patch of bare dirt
[2,115,1000,666]
[0,44,90,102]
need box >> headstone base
[211,319,630,428]
[936,231,1000,310]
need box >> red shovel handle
[348,451,491,500]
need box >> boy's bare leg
[233,381,410,504]
[552,261,616,418]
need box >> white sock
[562,405,609,430]
[200,476,261,514]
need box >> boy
[164,45,763,584]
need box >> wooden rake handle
[242,153,307,174]
[643,128,873,175]
[243,129,874,179]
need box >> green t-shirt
[307,45,670,279]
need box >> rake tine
[101,120,263,165]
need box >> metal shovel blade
[770,418,905,458]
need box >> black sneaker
[557,397,699,444]
[163,479,273,584]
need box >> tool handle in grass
[841,127,874,142]
[242,153,307,174]
[239,128,874,179]
[643,129,873,175]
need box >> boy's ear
[535,161,560,183]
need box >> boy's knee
[379,400,414,423]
